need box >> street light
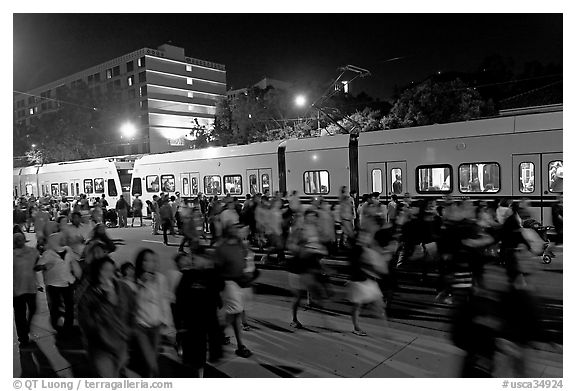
[120,122,137,138]
[294,95,307,107]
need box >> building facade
[13,44,227,154]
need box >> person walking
[214,223,253,358]
[13,233,40,346]
[115,195,129,228]
[131,195,144,227]
[168,196,178,235]
[35,232,82,335]
[159,199,174,246]
[175,250,224,377]
[78,256,136,377]
[132,249,171,377]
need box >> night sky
[13,13,562,101]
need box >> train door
[512,153,559,224]
[70,180,81,198]
[542,152,563,225]
[367,161,407,200]
[180,172,200,198]
[247,169,272,195]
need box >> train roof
[282,133,350,152]
[357,109,562,147]
[37,158,119,174]
[19,166,39,175]
[135,140,284,166]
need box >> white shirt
[135,273,170,328]
[37,248,76,287]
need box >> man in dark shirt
[115,195,128,228]
[131,195,144,227]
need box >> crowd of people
[13,185,563,378]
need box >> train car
[356,107,562,225]
[17,166,40,198]
[131,141,283,204]
[13,168,22,198]
[282,134,351,203]
[14,156,139,208]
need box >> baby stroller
[522,219,556,264]
[105,208,119,228]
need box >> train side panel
[132,142,282,205]
[357,111,562,225]
[37,159,124,206]
[283,135,350,203]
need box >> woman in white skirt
[348,216,392,336]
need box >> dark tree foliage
[383,78,494,129]
[16,82,134,164]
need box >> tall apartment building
[13,43,227,154]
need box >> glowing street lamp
[294,95,307,107]
[120,122,137,138]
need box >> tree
[17,82,128,164]
[324,107,383,135]
[382,78,494,129]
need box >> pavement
[14,226,563,378]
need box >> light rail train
[14,105,563,225]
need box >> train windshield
[117,169,132,192]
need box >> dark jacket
[78,280,135,357]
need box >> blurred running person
[214,223,253,358]
[78,256,136,378]
[13,233,40,346]
[133,249,171,377]
[175,250,224,377]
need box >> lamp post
[294,94,320,130]
[120,122,138,155]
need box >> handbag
[520,228,545,256]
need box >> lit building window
[127,75,134,86]
[138,57,145,67]
[186,65,192,72]
[187,78,193,85]
[29,108,34,115]
[188,91,194,98]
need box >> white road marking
[141,239,165,244]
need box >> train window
[132,178,142,196]
[372,169,383,193]
[390,168,403,194]
[249,174,258,194]
[83,179,94,194]
[60,183,68,197]
[519,162,535,193]
[108,179,118,197]
[94,178,104,193]
[26,184,33,196]
[262,174,270,194]
[548,160,563,193]
[416,165,452,193]
[224,175,243,195]
[191,177,199,195]
[459,163,500,193]
[204,175,222,195]
[182,178,190,196]
[161,175,176,192]
[51,184,60,196]
[146,175,160,193]
[75,183,80,195]
[304,170,330,194]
